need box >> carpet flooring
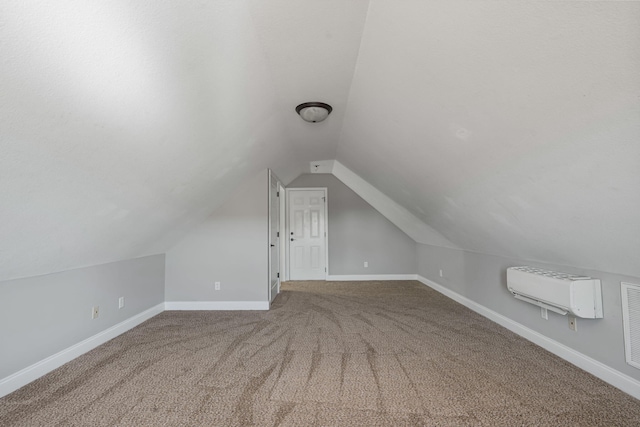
[2,280,640,426]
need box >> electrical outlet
[439,269,443,278]
[364,261,368,268]
[569,316,577,331]
[92,306,99,319]
[118,297,125,309]
[214,281,221,291]
[541,307,548,320]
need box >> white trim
[331,161,457,248]
[324,189,329,279]
[416,275,640,400]
[284,186,290,282]
[279,182,287,284]
[309,160,335,174]
[0,303,164,398]
[621,282,640,369]
[268,169,282,304]
[327,274,418,281]
[165,301,269,311]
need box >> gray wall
[0,254,165,379]
[165,170,269,302]
[417,243,640,382]
[288,174,416,276]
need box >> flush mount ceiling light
[295,102,333,123]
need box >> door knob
[290,238,295,241]
[270,244,275,247]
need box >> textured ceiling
[1,1,639,281]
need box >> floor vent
[622,282,640,369]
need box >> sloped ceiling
[338,1,640,277]
[0,0,367,280]
[1,1,638,281]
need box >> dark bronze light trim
[295,102,333,122]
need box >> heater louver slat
[622,283,640,369]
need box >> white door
[288,189,327,280]
[268,172,280,303]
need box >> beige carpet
[2,280,640,426]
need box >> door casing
[268,170,282,303]
[285,187,328,281]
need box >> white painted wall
[417,243,640,383]
[165,170,269,303]
[288,174,416,276]
[0,254,165,380]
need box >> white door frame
[279,182,286,284]
[268,170,282,304]
[285,187,329,281]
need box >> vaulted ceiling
[1,1,638,281]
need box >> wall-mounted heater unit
[506,266,603,318]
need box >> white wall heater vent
[506,266,603,318]
[622,282,640,369]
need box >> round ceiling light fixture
[295,102,333,123]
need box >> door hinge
[325,267,327,272]
[277,231,279,237]
[277,191,279,197]
[322,196,326,202]
[277,272,280,278]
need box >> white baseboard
[416,275,640,400]
[326,274,418,281]
[165,301,269,310]
[0,303,164,398]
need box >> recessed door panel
[310,210,320,238]
[294,246,304,269]
[310,246,320,269]
[294,210,304,238]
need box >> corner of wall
[164,169,270,304]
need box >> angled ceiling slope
[0,1,368,281]
[338,1,640,277]
[310,161,456,249]
[2,1,638,282]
